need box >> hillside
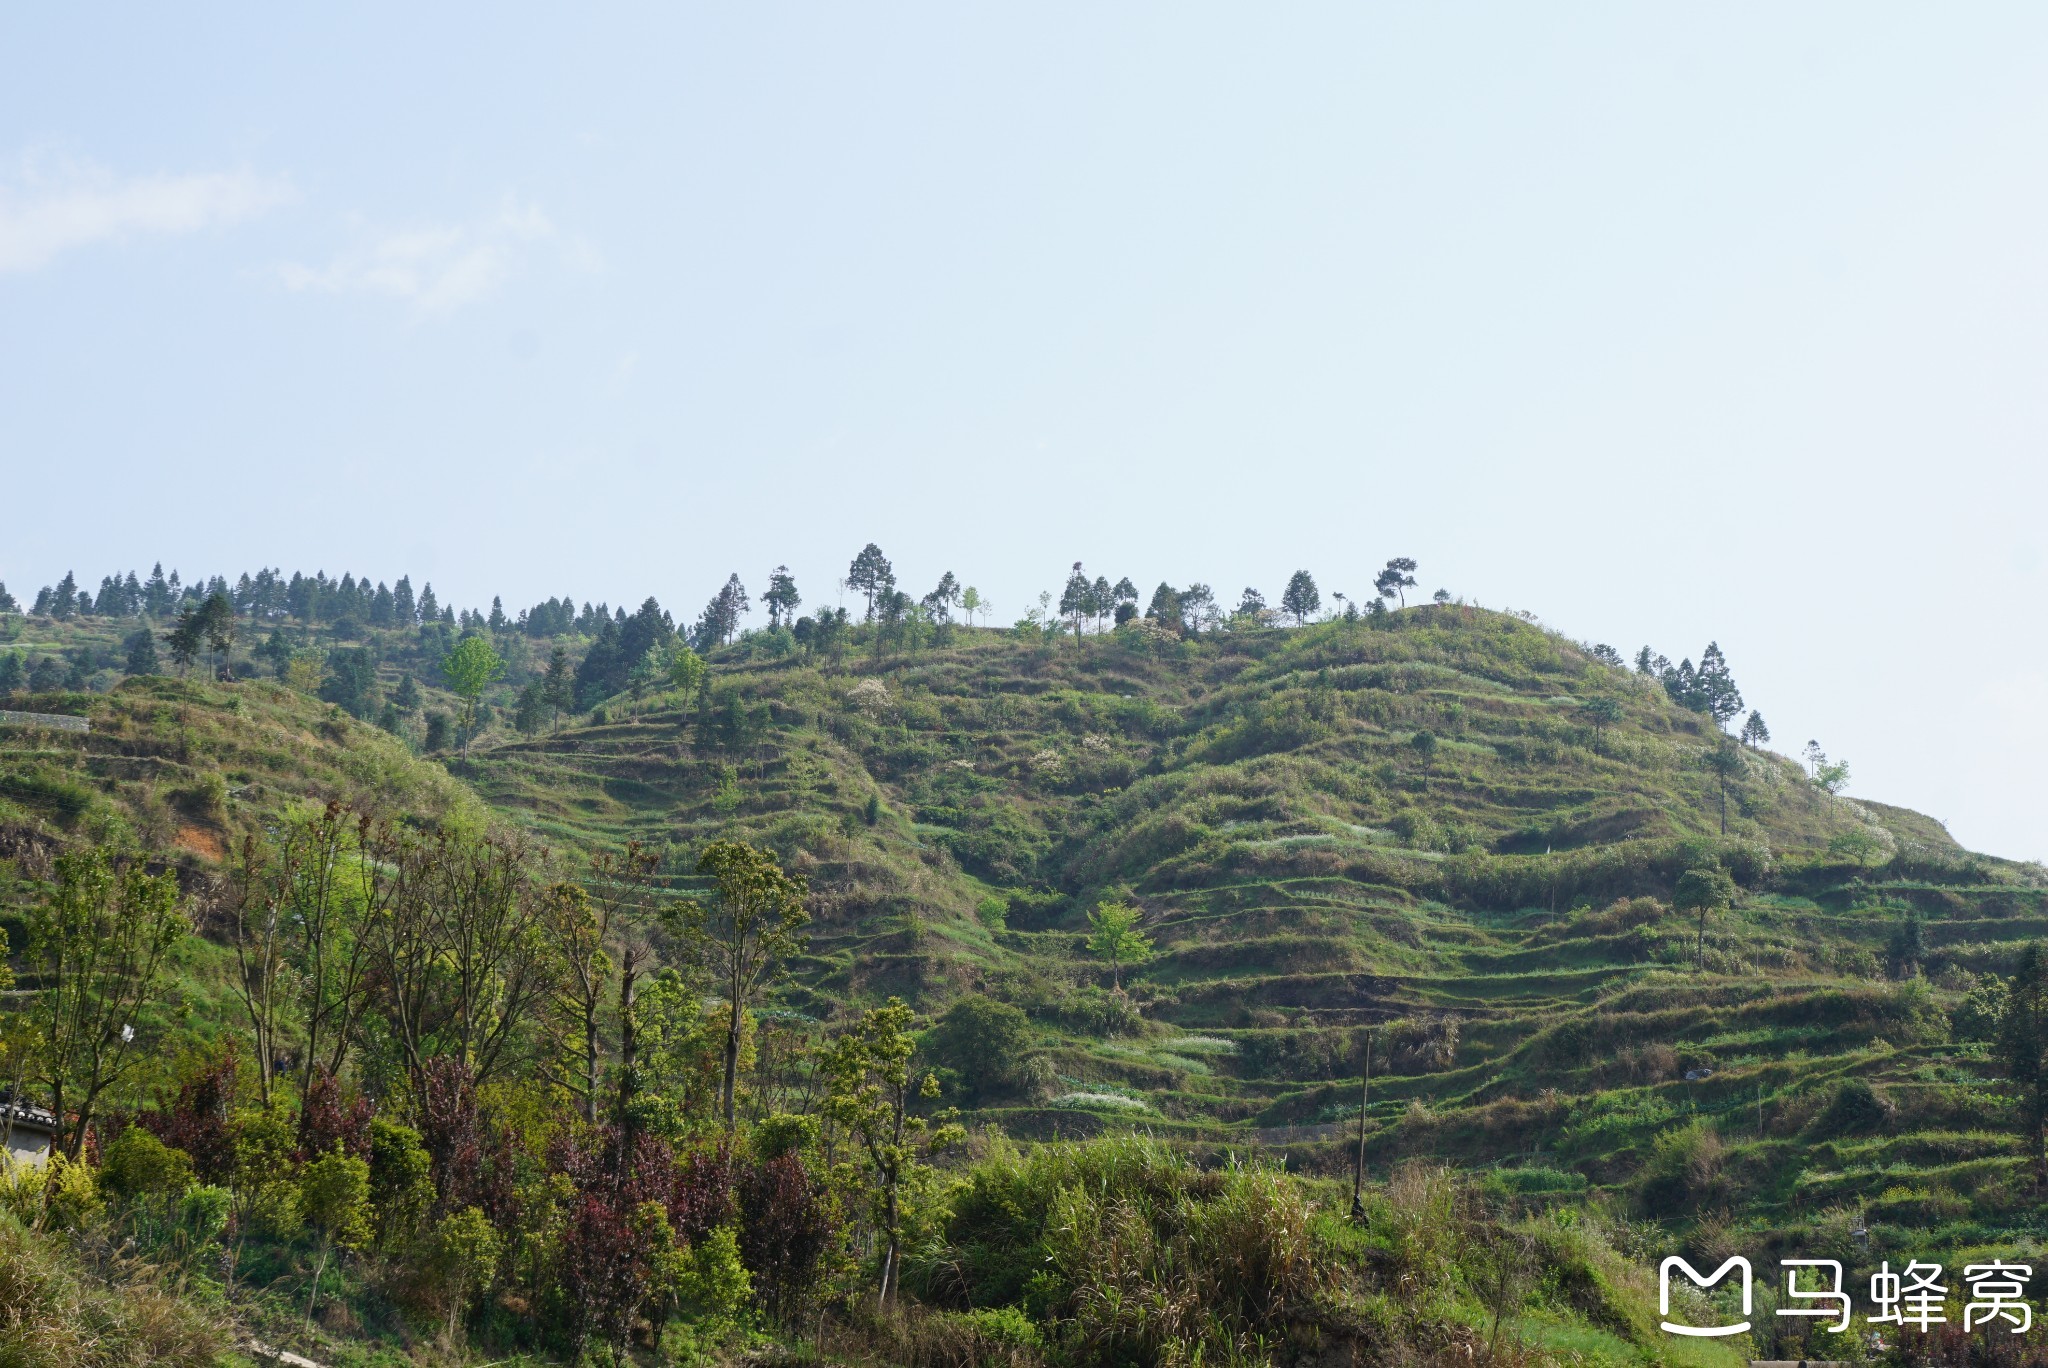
[4,601,2045,1359]
[452,609,2046,1253]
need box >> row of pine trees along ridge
[1,546,1775,765]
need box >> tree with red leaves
[737,1152,835,1327]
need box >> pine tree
[393,576,416,626]
[417,583,439,623]
[122,629,159,677]
[0,652,21,693]
[542,647,574,732]
[1693,642,1744,729]
[143,564,172,617]
[1373,557,1417,608]
[1996,944,2048,1181]
[847,544,893,619]
[1740,710,1770,749]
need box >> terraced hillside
[5,604,2043,1280]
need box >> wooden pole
[1350,1032,1373,1220]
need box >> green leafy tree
[1086,899,1153,992]
[1580,695,1622,750]
[822,997,961,1305]
[1280,570,1321,625]
[847,544,894,619]
[1996,944,2048,1182]
[1059,562,1092,640]
[194,592,237,678]
[960,586,983,627]
[1674,866,1736,971]
[440,635,505,757]
[1410,728,1438,785]
[627,646,665,699]
[922,571,960,625]
[925,996,1034,1099]
[514,680,547,736]
[675,841,810,1131]
[764,565,802,628]
[366,1117,435,1247]
[1886,908,1924,980]
[299,1147,372,1331]
[161,604,207,676]
[1702,742,1743,836]
[423,1205,501,1344]
[667,644,707,706]
[27,850,186,1158]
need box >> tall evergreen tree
[1280,570,1321,626]
[392,575,416,626]
[0,582,15,614]
[416,583,439,624]
[1059,563,1093,638]
[847,544,894,619]
[542,646,575,732]
[921,571,959,625]
[1110,577,1139,626]
[1693,642,1744,729]
[143,564,172,617]
[122,629,159,677]
[1145,583,1182,633]
[1997,944,2048,1182]
[764,566,802,628]
[1740,710,1770,749]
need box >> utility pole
[1350,1032,1374,1220]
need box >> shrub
[1806,1078,1896,1138]
[737,1151,834,1326]
[927,997,1035,1099]
[98,1126,194,1202]
[1637,1119,1727,1214]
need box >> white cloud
[0,154,292,273]
[275,202,579,315]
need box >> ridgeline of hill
[5,603,2041,1261]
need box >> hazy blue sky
[4,6,2045,858]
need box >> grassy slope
[6,605,2044,1281]
[460,607,2044,1270]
